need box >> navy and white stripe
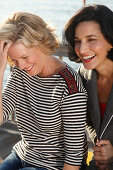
[2,64,87,169]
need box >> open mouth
[83,55,96,62]
[24,66,33,72]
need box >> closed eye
[75,40,81,44]
[88,38,97,41]
[22,56,28,59]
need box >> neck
[96,59,113,81]
[39,56,65,78]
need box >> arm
[0,72,4,124]
[61,91,87,168]
[0,41,12,124]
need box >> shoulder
[11,66,32,83]
[59,64,86,94]
[12,66,29,77]
[78,65,92,81]
[77,65,97,88]
[11,66,23,75]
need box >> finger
[96,140,111,146]
[94,152,109,164]
[93,145,101,152]
[97,163,109,169]
[0,40,12,56]
[3,41,12,50]
[95,159,108,165]
[97,164,108,170]
[2,41,12,57]
[94,151,102,157]
[94,154,103,161]
[94,155,107,162]
[0,40,5,52]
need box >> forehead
[75,21,101,37]
[8,43,31,59]
[8,43,27,52]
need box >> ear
[107,48,113,61]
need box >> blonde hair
[0,12,58,65]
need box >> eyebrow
[75,35,98,39]
[21,54,28,58]
[10,54,28,61]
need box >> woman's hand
[63,163,80,170]
[0,40,12,74]
[93,140,113,169]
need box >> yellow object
[87,151,93,165]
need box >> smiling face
[8,43,46,76]
[74,21,112,70]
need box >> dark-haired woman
[64,4,113,170]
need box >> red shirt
[99,102,107,120]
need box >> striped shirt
[2,64,87,169]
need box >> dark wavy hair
[63,4,113,63]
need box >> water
[1,0,113,86]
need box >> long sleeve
[2,69,16,124]
[60,91,87,166]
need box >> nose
[79,42,88,55]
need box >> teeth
[83,55,95,59]
[25,66,32,71]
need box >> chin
[83,64,94,70]
[27,72,35,77]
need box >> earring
[107,48,113,61]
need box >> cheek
[28,55,38,64]
[92,44,108,58]
[27,58,34,63]
[74,45,80,54]
[90,41,104,52]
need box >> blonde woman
[0,12,87,170]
